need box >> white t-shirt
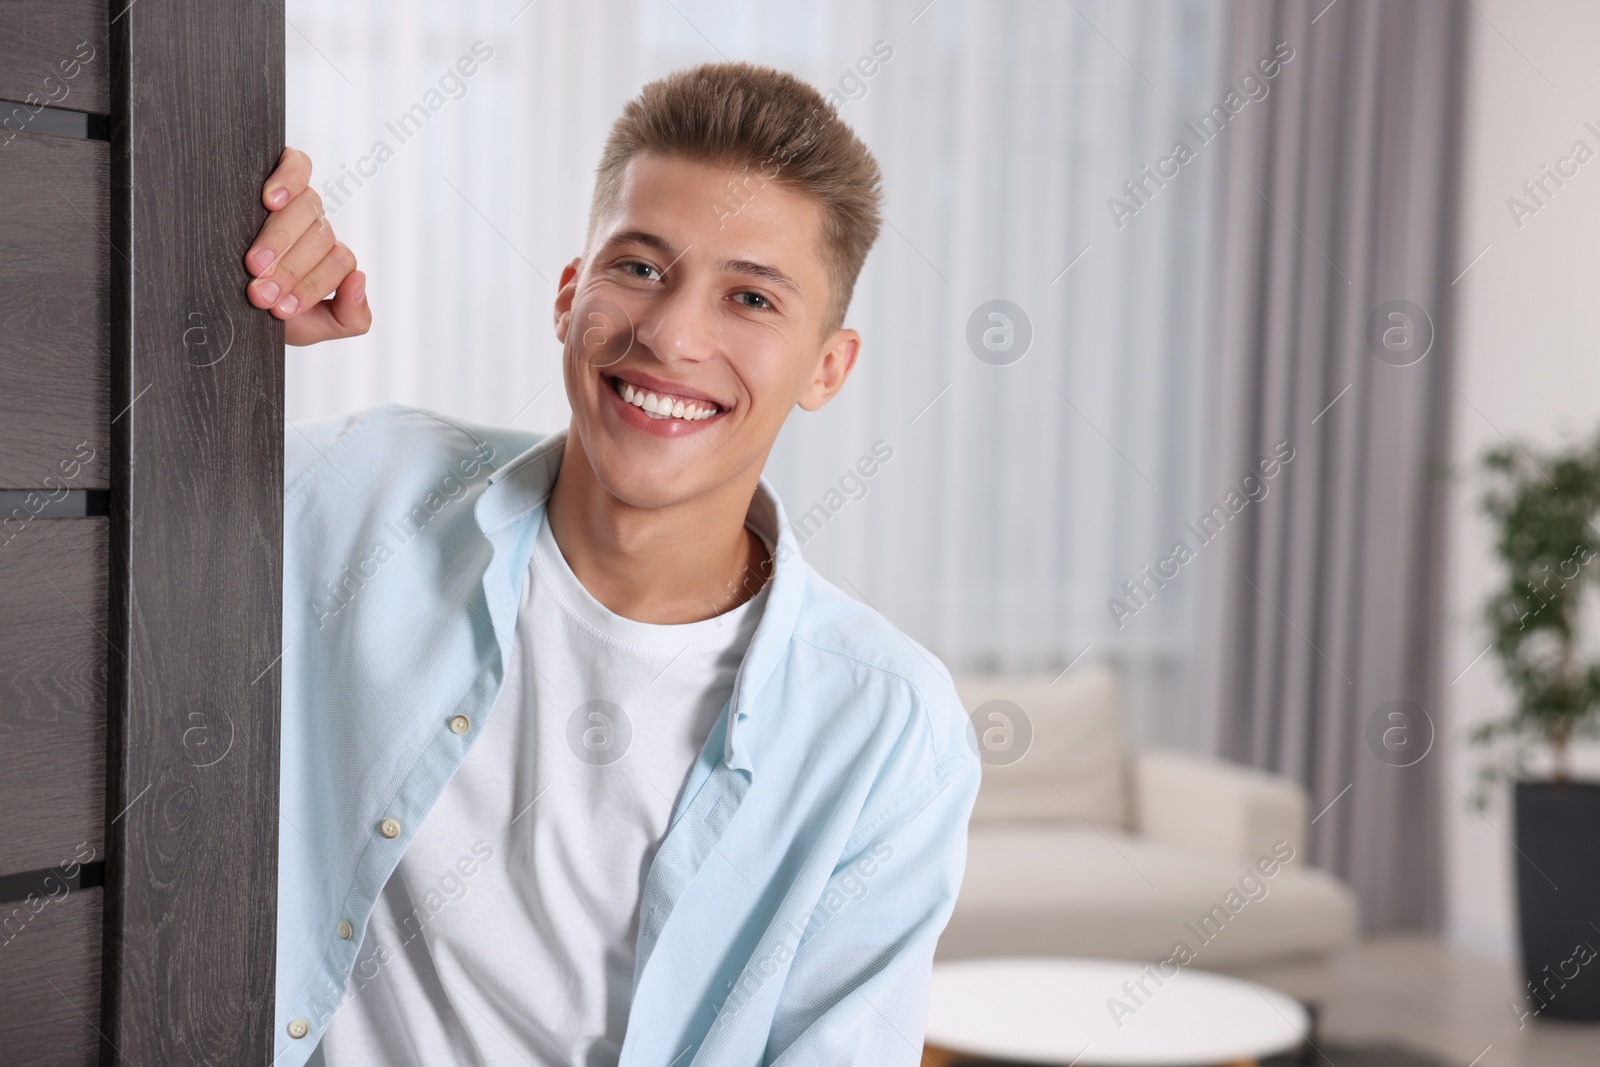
[315,508,771,1066]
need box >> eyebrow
[720,258,800,297]
[602,229,675,256]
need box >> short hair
[588,61,884,335]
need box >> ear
[553,257,583,344]
[796,328,860,412]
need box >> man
[251,62,979,1065]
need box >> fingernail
[269,187,288,208]
[257,280,280,304]
[251,247,276,273]
[277,294,299,316]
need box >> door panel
[0,135,110,488]
[0,2,283,1063]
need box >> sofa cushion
[937,825,1358,967]
[952,665,1126,829]
[1132,749,1309,864]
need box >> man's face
[554,153,858,511]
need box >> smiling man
[254,62,979,1066]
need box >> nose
[635,284,719,366]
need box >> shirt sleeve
[760,748,981,1065]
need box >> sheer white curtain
[285,0,1223,747]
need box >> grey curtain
[1196,0,1468,931]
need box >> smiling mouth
[608,374,725,422]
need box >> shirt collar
[472,427,804,777]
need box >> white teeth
[613,378,719,421]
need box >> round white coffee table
[924,958,1309,1066]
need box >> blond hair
[589,61,884,333]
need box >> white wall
[1446,0,1600,956]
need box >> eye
[619,260,660,282]
[733,291,772,310]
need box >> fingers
[247,188,331,309]
[255,208,337,316]
[248,146,370,345]
[264,146,312,210]
[285,270,371,347]
[245,147,314,280]
[279,240,355,319]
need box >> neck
[545,428,771,624]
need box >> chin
[593,461,707,512]
[577,423,707,511]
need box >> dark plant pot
[1514,780,1600,1022]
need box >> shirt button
[337,919,354,940]
[379,817,401,838]
[287,1019,309,1039]
[448,714,471,734]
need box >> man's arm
[760,753,980,1065]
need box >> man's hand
[246,146,371,346]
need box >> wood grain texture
[0,886,104,1066]
[0,0,110,116]
[0,519,107,875]
[0,133,111,489]
[100,1,285,1063]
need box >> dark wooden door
[0,1,284,1062]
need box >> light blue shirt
[274,404,981,1065]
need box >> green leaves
[1474,432,1600,788]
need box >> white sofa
[937,665,1358,969]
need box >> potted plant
[1473,433,1600,1023]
